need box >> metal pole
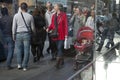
[119,0,120,22]
[12,0,18,15]
[35,0,37,8]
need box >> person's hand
[65,36,68,38]
[46,28,49,32]
[73,13,77,16]
[12,34,16,41]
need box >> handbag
[50,29,59,38]
[50,13,59,38]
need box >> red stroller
[73,26,94,70]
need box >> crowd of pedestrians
[0,1,119,72]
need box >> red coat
[48,12,68,40]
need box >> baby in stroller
[73,27,94,70]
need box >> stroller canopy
[76,26,94,42]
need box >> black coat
[31,15,46,45]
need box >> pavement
[0,33,120,80]
[0,40,75,80]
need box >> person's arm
[85,17,90,27]
[45,13,49,27]
[12,15,17,40]
[30,16,35,33]
[69,14,75,24]
[64,13,68,37]
[46,14,54,32]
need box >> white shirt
[45,10,54,27]
[85,16,94,30]
[12,12,35,35]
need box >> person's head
[90,10,95,17]
[20,2,28,12]
[32,8,39,16]
[112,12,117,18]
[1,7,8,16]
[102,8,109,15]
[46,1,52,10]
[76,6,82,15]
[73,5,78,13]
[83,7,89,13]
[1,3,6,8]
[54,3,63,12]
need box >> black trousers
[97,27,109,51]
[48,33,57,58]
[31,41,45,60]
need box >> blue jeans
[15,33,31,68]
[4,36,14,67]
[56,40,64,57]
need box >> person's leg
[51,40,57,60]
[37,44,41,61]
[39,40,45,58]
[22,33,31,69]
[55,40,64,69]
[105,30,115,48]
[31,44,37,62]
[15,34,23,68]
[6,37,14,68]
[47,34,51,54]
[97,28,108,51]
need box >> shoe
[105,46,110,49]
[96,48,101,52]
[7,66,14,70]
[47,48,50,54]
[23,68,27,71]
[33,57,37,63]
[18,64,22,69]
[51,58,56,61]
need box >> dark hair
[46,1,52,6]
[56,3,63,11]
[20,2,28,11]
[1,7,8,16]
[32,8,39,16]
[112,12,117,18]
[74,5,78,8]
[78,6,82,12]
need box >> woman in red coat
[47,3,68,69]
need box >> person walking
[105,13,119,49]
[12,2,35,71]
[47,3,68,69]
[31,8,46,62]
[45,1,57,60]
[0,7,14,70]
[96,9,111,52]
[85,10,95,30]
[70,6,86,41]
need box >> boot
[55,57,63,69]
[60,57,64,65]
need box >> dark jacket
[31,15,46,44]
[0,15,13,37]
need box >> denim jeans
[4,36,14,67]
[15,33,31,68]
[56,40,64,57]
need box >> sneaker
[18,64,22,69]
[23,68,27,71]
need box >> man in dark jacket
[0,7,14,69]
[105,13,119,49]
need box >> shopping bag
[64,37,70,49]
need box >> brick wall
[18,0,34,6]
